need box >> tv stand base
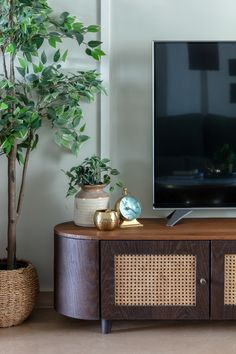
[166,209,192,226]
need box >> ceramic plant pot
[74,184,109,227]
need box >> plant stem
[17,132,33,217]
[10,54,15,83]
[9,0,15,84]
[1,48,8,79]
[7,143,17,269]
[7,0,17,269]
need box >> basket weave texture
[0,260,39,327]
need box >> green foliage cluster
[0,0,105,160]
[0,0,106,269]
[64,155,123,196]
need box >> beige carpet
[0,309,236,354]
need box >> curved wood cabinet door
[54,235,100,320]
[211,241,236,319]
[101,240,209,320]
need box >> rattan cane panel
[224,254,236,305]
[115,254,196,306]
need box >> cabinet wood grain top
[54,218,236,241]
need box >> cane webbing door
[211,241,236,319]
[101,241,209,320]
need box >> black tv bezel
[152,40,236,210]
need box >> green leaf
[1,138,12,155]
[24,52,32,62]
[102,158,110,163]
[116,181,124,188]
[59,11,69,23]
[48,36,62,48]
[91,51,100,60]
[66,186,78,197]
[79,123,86,132]
[85,48,92,56]
[18,57,27,69]
[15,128,28,140]
[42,66,53,79]
[88,40,102,48]
[53,49,60,62]
[87,25,100,33]
[0,102,8,110]
[33,64,39,73]
[61,134,74,142]
[38,62,44,72]
[78,135,90,143]
[35,36,44,49]
[53,132,62,146]
[27,74,38,82]
[75,33,84,45]
[17,151,25,165]
[6,43,16,54]
[31,134,39,150]
[0,80,12,89]
[48,37,57,48]
[94,48,106,56]
[73,22,83,32]
[71,142,80,155]
[41,51,47,64]
[111,169,119,175]
[72,116,81,128]
[61,50,68,62]
[16,66,26,77]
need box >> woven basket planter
[0,260,39,328]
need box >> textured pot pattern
[0,260,39,328]
[74,185,109,227]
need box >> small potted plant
[65,155,122,226]
[0,0,104,327]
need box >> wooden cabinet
[54,236,100,320]
[54,219,236,333]
[101,240,209,320]
[211,241,236,319]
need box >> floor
[1,309,236,354]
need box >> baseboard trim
[36,291,54,308]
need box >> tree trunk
[7,144,17,269]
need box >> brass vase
[94,209,119,231]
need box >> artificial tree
[0,0,105,269]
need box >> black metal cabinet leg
[101,319,112,334]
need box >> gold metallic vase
[94,209,119,231]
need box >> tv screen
[153,41,236,209]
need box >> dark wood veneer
[211,241,236,319]
[54,235,100,320]
[55,218,236,240]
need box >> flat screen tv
[153,41,236,215]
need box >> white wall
[109,0,236,218]
[0,0,100,291]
